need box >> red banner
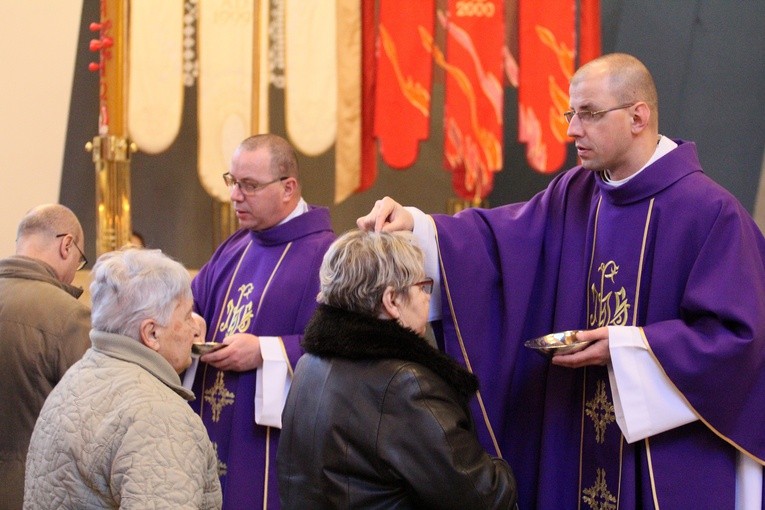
[374,0,435,169]
[440,0,505,201]
[580,0,602,65]
[518,0,575,173]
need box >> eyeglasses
[223,172,288,196]
[563,103,636,124]
[56,233,88,270]
[412,277,434,295]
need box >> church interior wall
[2,1,763,269]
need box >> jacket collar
[90,330,194,400]
[302,305,479,398]
[0,255,84,298]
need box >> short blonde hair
[318,230,425,316]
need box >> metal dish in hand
[191,342,226,355]
[523,330,591,356]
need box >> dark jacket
[278,305,517,509]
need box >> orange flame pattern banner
[518,1,574,174]
[440,1,505,201]
[374,0,435,169]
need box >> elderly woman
[278,230,517,509]
[24,249,222,509]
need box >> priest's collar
[277,197,309,226]
[596,139,703,206]
[249,204,332,246]
[602,135,678,188]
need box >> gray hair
[318,230,424,316]
[89,248,192,339]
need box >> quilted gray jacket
[24,330,222,509]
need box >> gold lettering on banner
[585,379,615,444]
[582,468,617,510]
[204,371,235,423]
[589,261,630,328]
[212,442,228,478]
[219,283,254,336]
[455,0,496,18]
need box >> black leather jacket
[278,305,517,509]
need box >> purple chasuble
[189,206,335,510]
[433,141,765,510]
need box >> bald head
[572,53,659,129]
[17,204,82,244]
[15,204,85,284]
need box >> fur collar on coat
[302,304,479,398]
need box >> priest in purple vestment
[185,134,336,509]
[358,54,765,509]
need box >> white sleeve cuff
[408,207,441,322]
[736,453,763,510]
[608,326,696,443]
[254,336,292,429]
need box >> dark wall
[61,0,765,269]
[605,1,765,210]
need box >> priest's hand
[200,333,263,371]
[551,327,610,368]
[357,197,414,233]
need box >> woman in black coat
[278,230,517,509]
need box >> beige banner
[197,0,256,202]
[285,0,337,156]
[334,0,361,203]
[128,0,184,154]
[255,0,270,135]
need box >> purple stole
[189,208,335,509]
[579,195,651,508]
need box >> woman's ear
[139,318,161,351]
[380,286,400,320]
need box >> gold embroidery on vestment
[585,379,615,443]
[212,442,228,477]
[219,283,254,336]
[589,261,630,328]
[204,371,235,422]
[578,199,655,509]
[582,468,617,510]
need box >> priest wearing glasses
[186,134,336,509]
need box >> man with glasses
[0,204,91,509]
[186,133,335,509]
[358,53,765,509]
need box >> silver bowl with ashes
[523,330,591,356]
[191,342,227,355]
